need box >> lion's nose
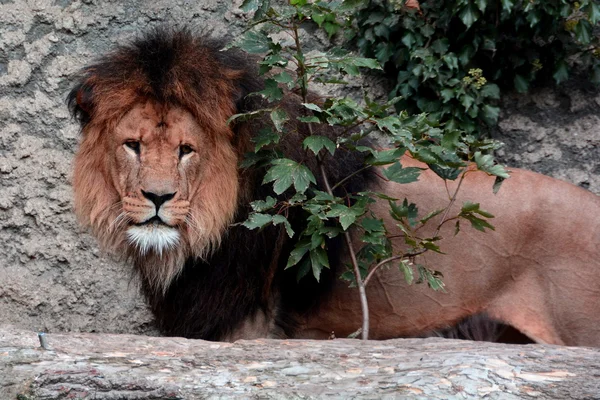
[141,190,176,211]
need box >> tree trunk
[1,326,598,399]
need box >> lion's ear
[67,81,94,127]
[226,69,264,114]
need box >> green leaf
[398,260,414,285]
[480,83,500,99]
[459,4,479,29]
[286,242,310,269]
[272,214,294,238]
[361,217,385,232]
[460,94,475,111]
[475,0,487,12]
[242,213,272,230]
[295,257,311,282]
[250,196,276,212]
[419,208,444,225]
[401,32,416,48]
[429,164,462,181]
[366,148,404,166]
[440,88,455,103]
[473,152,510,179]
[493,176,505,194]
[553,60,569,85]
[348,57,381,69]
[238,31,272,54]
[514,74,529,93]
[416,265,445,291]
[431,39,449,55]
[303,136,336,156]
[382,162,422,184]
[270,109,289,132]
[273,71,293,85]
[389,199,419,227]
[252,128,280,151]
[575,19,592,44]
[258,79,283,102]
[462,213,495,232]
[240,0,260,12]
[500,0,514,12]
[302,103,324,112]
[481,105,500,125]
[327,204,360,230]
[263,158,316,194]
[587,2,600,24]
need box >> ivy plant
[356,0,600,135]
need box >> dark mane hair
[68,28,371,340]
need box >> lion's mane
[68,29,370,340]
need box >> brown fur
[69,28,600,346]
[299,158,600,346]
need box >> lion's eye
[124,140,141,155]
[179,144,194,158]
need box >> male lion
[68,29,600,346]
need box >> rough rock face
[0,0,598,335]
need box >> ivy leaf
[480,83,500,99]
[514,74,529,93]
[270,109,289,132]
[303,136,336,156]
[500,0,514,12]
[402,32,416,48]
[481,104,500,125]
[475,0,487,12]
[382,162,422,184]
[587,2,600,24]
[431,39,449,55]
[575,19,592,45]
[553,60,569,85]
[273,71,294,85]
[459,4,479,29]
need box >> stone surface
[0,0,598,337]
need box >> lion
[68,29,600,346]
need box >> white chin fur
[126,225,180,256]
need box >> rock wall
[0,0,598,335]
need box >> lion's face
[111,102,203,255]
[73,100,240,290]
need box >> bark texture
[1,327,599,399]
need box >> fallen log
[1,326,598,399]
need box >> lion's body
[301,158,600,346]
[69,29,600,346]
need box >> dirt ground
[0,0,598,336]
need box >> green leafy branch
[234,0,508,340]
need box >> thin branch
[292,20,370,340]
[363,249,426,287]
[330,165,372,192]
